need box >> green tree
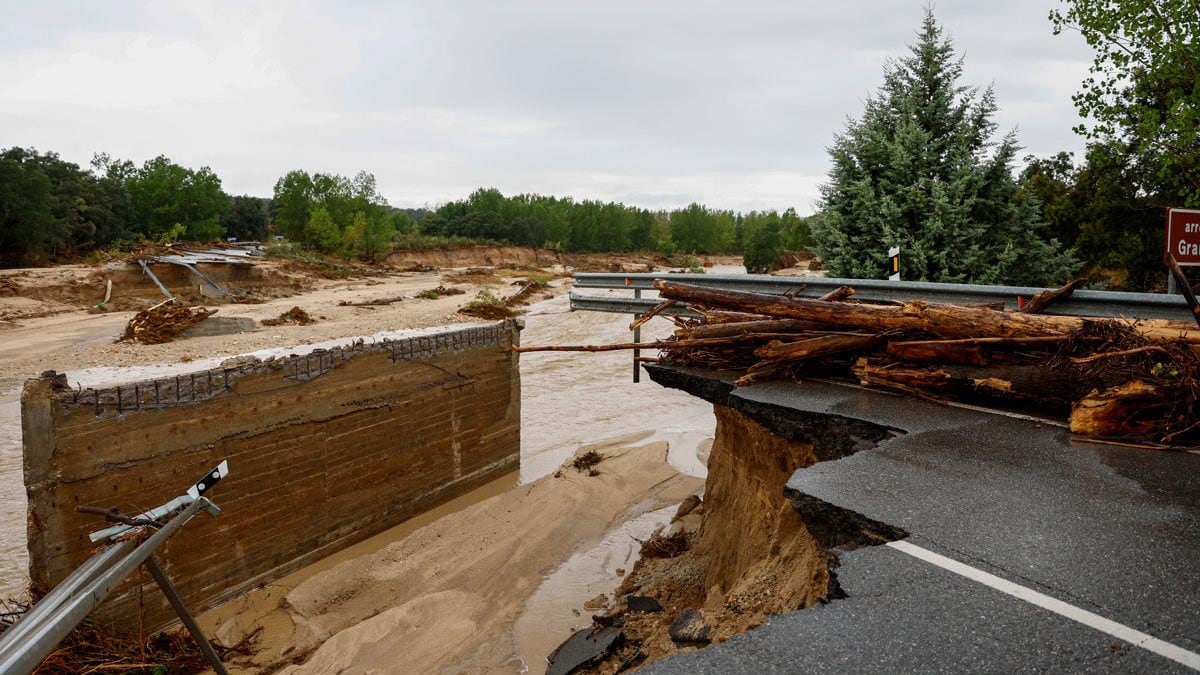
[272,170,315,240]
[1021,143,1166,290]
[304,206,340,252]
[1051,0,1199,206]
[222,195,269,240]
[742,211,784,274]
[342,209,395,261]
[122,156,230,241]
[780,208,813,251]
[813,11,1076,285]
[0,149,59,265]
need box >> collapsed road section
[636,365,1200,673]
[20,319,522,633]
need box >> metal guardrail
[570,273,1193,321]
[0,462,231,675]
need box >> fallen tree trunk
[852,360,1077,408]
[655,280,1200,345]
[677,318,839,340]
[1070,381,1165,438]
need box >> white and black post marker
[887,246,900,281]
[187,460,230,500]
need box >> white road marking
[887,540,1200,671]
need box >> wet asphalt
[644,368,1200,674]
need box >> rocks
[668,608,712,644]
[672,494,702,522]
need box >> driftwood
[629,300,677,331]
[520,274,1200,447]
[1021,278,1086,314]
[818,285,855,302]
[676,318,838,340]
[1070,381,1164,438]
[654,280,1199,345]
[1165,253,1200,330]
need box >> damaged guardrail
[570,272,1196,383]
[0,461,231,675]
[571,273,1193,321]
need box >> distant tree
[272,171,315,240]
[1021,143,1165,290]
[0,147,137,266]
[742,211,784,274]
[1051,0,1199,206]
[304,206,340,252]
[813,11,1076,285]
[780,208,813,251]
[0,149,59,266]
[1017,152,1078,247]
[122,156,229,241]
[342,209,395,261]
[222,195,269,240]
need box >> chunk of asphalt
[668,608,712,644]
[626,595,664,613]
[546,626,624,675]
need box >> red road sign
[1167,208,1200,266]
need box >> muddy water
[519,281,728,483]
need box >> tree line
[419,188,811,259]
[0,150,810,268]
[0,149,268,267]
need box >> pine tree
[813,11,1077,285]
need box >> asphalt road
[644,368,1200,674]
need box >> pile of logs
[120,301,216,345]
[520,277,1200,448]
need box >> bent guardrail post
[0,461,230,675]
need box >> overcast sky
[0,1,1095,214]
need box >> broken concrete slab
[179,316,257,338]
[546,626,624,675]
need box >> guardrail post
[145,555,228,675]
[632,289,641,383]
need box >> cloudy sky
[0,1,1095,214]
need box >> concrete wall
[21,320,521,632]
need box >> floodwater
[0,269,732,634]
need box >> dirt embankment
[571,402,907,672]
